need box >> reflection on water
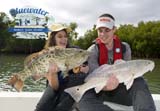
[0,54,160,93]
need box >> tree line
[0,12,160,58]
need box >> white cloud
[1,0,160,36]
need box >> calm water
[0,54,46,92]
[0,54,160,93]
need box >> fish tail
[7,74,24,92]
[65,85,85,102]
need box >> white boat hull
[0,92,159,111]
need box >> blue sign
[8,6,55,39]
[8,28,50,32]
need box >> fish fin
[24,48,51,67]
[24,51,40,67]
[94,85,104,93]
[124,76,134,90]
[94,79,107,93]
[7,74,24,92]
[14,79,24,92]
[114,59,126,64]
[64,85,85,102]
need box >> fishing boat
[0,92,159,111]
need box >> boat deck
[0,92,159,111]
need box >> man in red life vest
[78,13,156,111]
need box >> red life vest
[96,35,122,66]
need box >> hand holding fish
[45,63,59,90]
[102,74,119,91]
[73,65,89,74]
[64,59,155,102]
[79,65,89,74]
[7,47,90,92]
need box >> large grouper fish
[65,59,155,102]
[7,47,90,92]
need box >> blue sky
[0,0,160,37]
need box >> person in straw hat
[35,23,89,111]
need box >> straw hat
[48,23,72,37]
